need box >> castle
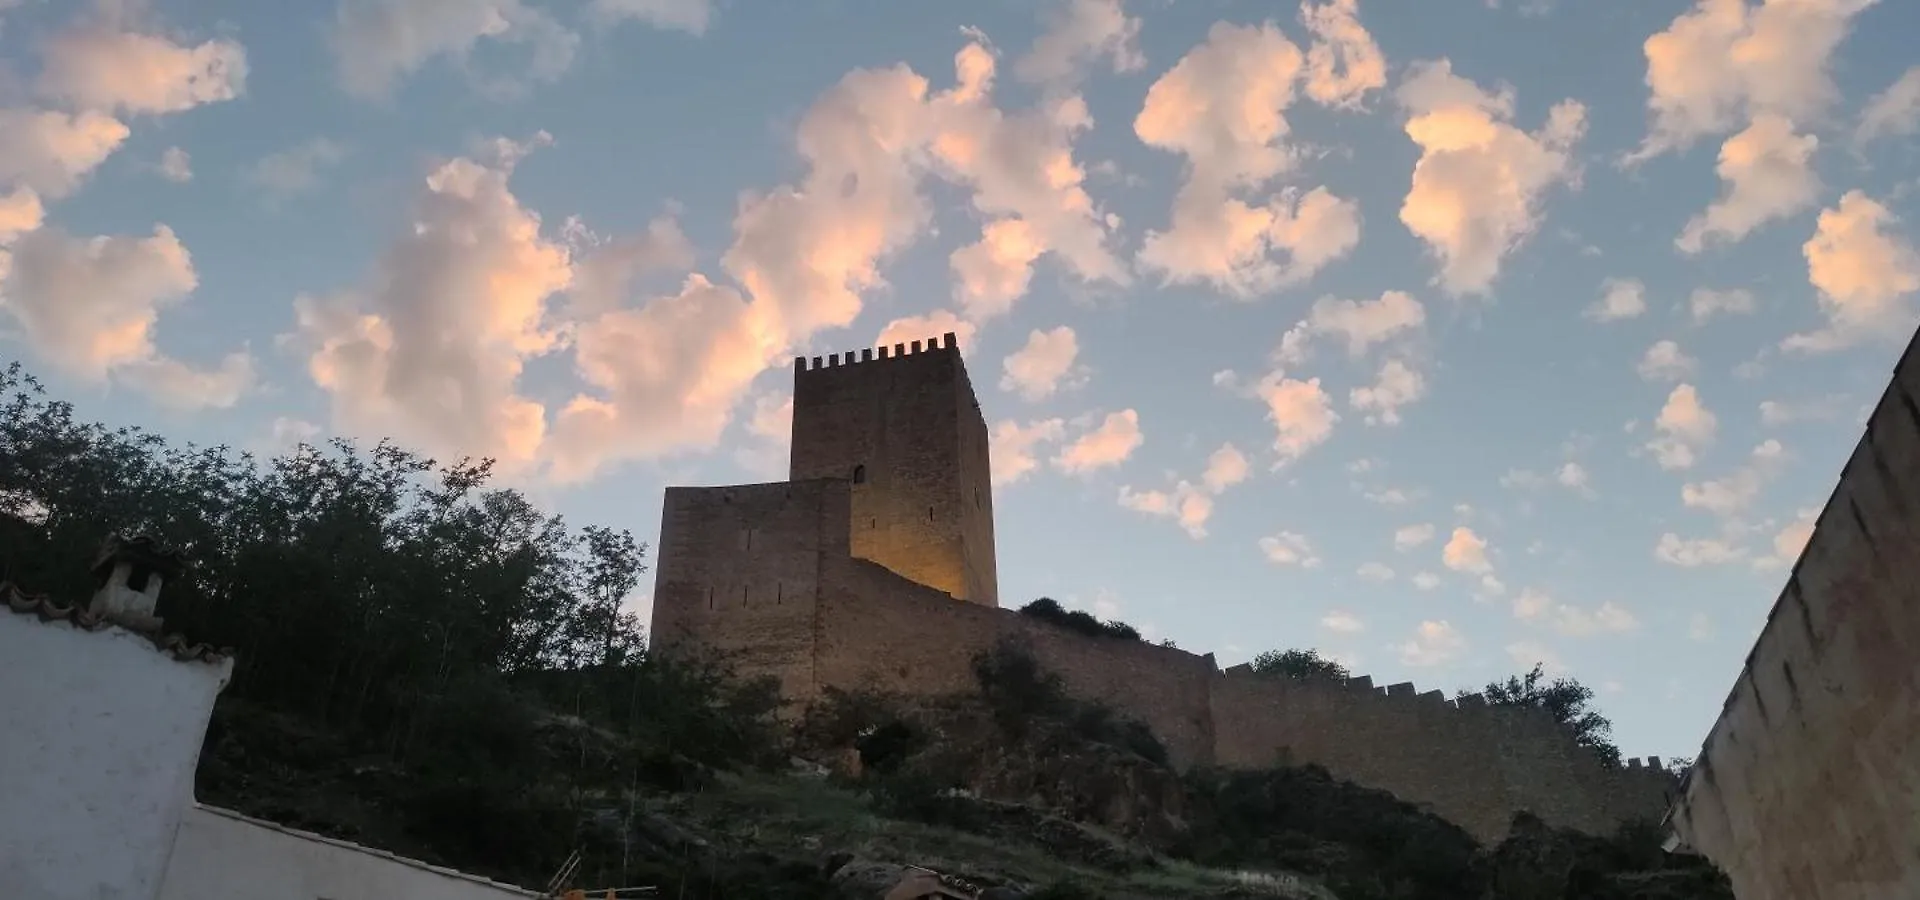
[649,333,1674,842]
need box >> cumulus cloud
[1785,190,1920,353]
[1259,530,1320,567]
[1645,383,1717,470]
[1396,59,1585,295]
[1394,523,1435,551]
[1680,438,1785,516]
[0,108,129,199]
[1585,277,1646,321]
[1134,22,1360,296]
[291,141,568,474]
[156,147,191,183]
[1441,525,1491,574]
[1121,442,1249,538]
[1357,561,1394,583]
[876,310,976,351]
[1397,620,1465,666]
[1275,290,1425,364]
[1855,66,1920,147]
[1256,374,1338,466]
[1629,0,1876,160]
[1411,571,1440,590]
[1015,0,1143,89]
[563,213,699,316]
[36,2,247,115]
[1655,532,1746,567]
[1202,442,1251,493]
[1054,409,1142,474]
[329,0,579,100]
[1349,358,1425,426]
[1299,0,1387,109]
[0,223,252,408]
[991,418,1067,486]
[1321,609,1366,633]
[1676,115,1819,254]
[1756,507,1818,569]
[1636,340,1697,382]
[1001,325,1083,401]
[1688,287,1756,322]
[0,188,44,244]
[1513,587,1640,636]
[587,0,713,35]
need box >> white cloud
[1676,115,1819,254]
[1556,462,1594,497]
[0,223,252,409]
[1394,523,1435,551]
[563,213,699,315]
[1785,190,1920,352]
[1256,374,1338,466]
[0,108,129,200]
[1856,65,1920,147]
[1001,325,1083,401]
[1119,482,1214,539]
[1756,507,1819,569]
[1276,289,1425,364]
[1349,358,1425,425]
[36,3,247,115]
[1655,532,1746,567]
[1688,287,1757,322]
[329,0,579,100]
[1442,526,1491,574]
[1398,620,1465,666]
[156,147,191,183]
[1396,59,1585,295]
[1320,608,1367,634]
[1636,340,1697,382]
[244,139,349,199]
[991,418,1067,487]
[1259,530,1321,568]
[587,0,712,35]
[1758,397,1842,425]
[1586,277,1646,321]
[732,390,793,479]
[1645,383,1717,470]
[1411,571,1440,590]
[1054,409,1142,474]
[1298,0,1387,110]
[1202,442,1250,493]
[1681,439,1786,517]
[1015,0,1143,89]
[1357,561,1394,582]
[1134,22,1361,296]
[0,187,45,244]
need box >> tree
[1479,663,1622,767]
[1248,648,1351,681]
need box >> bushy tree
[1249,648,1351,681]
[1479,663,1622,767]
[1017,596,1144,641]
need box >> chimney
[87,533,184,630]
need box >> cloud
[1259,530,1321,568]
[1276,289,1425,364]
[991,418,1066,486]
[1758,396,1844,425]
[1001,325,1083,401]
[35,1,247,114]
[1411,571,1440,590]
[1134,22,1361,296]
[243,139,350,199]
[1202,442,1250,493]
[1680,438,1785,517]
[1585,277,1646,321]
[1299,0,1387,109]
[1645,383,1717,469]
[1756,507,1818,569]
[1441,525,1491,574]
[0,222,252,408]
[0,187,45,243]
[329,0,578,100]
[1015,0,1143,89]
[1655,532,1746,567]
[1357,561,1394,583]
[1636,340,1697,382]
[563,213,698,316]
[1688,287,1756,322]
[1676,115,1819,254]
[877,309,976,351]
[1514,587,1640,636]
[1394,523,1435,551]
[0,108,129,199]
[155,147,191,183]
[1556,462,1592,495]
[1785,190,1920,352]
[1505,640,1565,675]
[1255,374,1338,466]
[1629,0,1875,160]
[1320,608,1367,634]
[1856,65,1920,147]
[1054,409,1142,474]
[1349,358,1425,426]
[587,0,712,35]
[1396,58,1585,295]
[1119,482,1214,539]
[1397,620,1465,666]
[731,390,793,478]
[292,142,568,474]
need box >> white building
[0,535,539,900]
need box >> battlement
[794,332,961,373]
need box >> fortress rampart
[650,332,1675,845]
[1664,330,1920,899]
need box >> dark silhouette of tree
[1248,648,1351,681]
[1017,596,1143,641]
[1479,662,1622,767]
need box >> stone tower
[789,332,999,606]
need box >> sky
[2,0,1918,762]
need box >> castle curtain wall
[1667,334,1920,900]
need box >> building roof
[190,804,544,897]
[1,580,229,665]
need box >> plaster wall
[158,805,538,900]
[0,615,231,900]
[1667,337,1920,899]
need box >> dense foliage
[1249,648,1352,681]
[1017,596,1145,641]
[1478,662,1623,767]
[0,362,783,889]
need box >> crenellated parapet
[794,331,961,372]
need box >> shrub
[1019,597,1146,642]
[1248,648,1351,681]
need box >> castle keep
[650,333,1673,843]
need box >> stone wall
[1666,334,1920,899]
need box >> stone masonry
[1664,328,1920,899]
[650,333,1675,844]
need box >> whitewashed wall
[0,614,232,900]
[159,805,539,900]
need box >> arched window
[852,464,867,484]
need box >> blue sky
[3,0,1918,761]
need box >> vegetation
[1477,662,1623,767]
[1249,648,1352,681]
[1018,597,1146,642]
